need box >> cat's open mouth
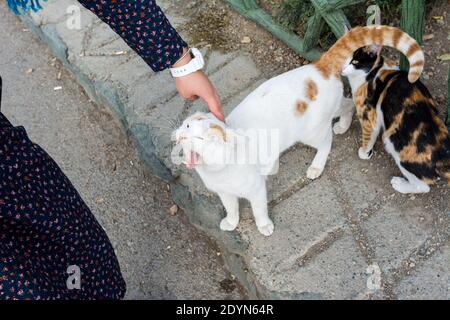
[185,151,201,169]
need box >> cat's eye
[352,60,359,64]
[186,124,190,128]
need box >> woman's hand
[172,48,224,121]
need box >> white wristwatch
[170,48,204,78]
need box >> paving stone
[72,55,127,84]
[191,55,262,114]
[267,144,316,204]
[109,55,152,88]
[53,10,97,58]
[332,129,394,219]
[128,71,177,114]
[238,178,347,275]
[29,0,74,26]
[205,50,237,75]
[87,39,131,60]
[212,55,261,99]
[395,245,449,300]
[363,202,434,275]
[257,234,369,299]
[83,23,122,53]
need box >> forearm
[77,0,188,72]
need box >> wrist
[170,48,205,78]
[172,48,192,68]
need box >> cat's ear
[208,124,243,145]
[207,124,228,143]
[368,44,383,55]
[343,23,350,34]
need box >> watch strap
[170,48,204,77]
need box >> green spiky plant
[272,0,402,48]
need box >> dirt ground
[421,2,450,112]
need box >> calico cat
[174,26,425,236]
[343,46,450,193]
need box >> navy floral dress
[2,0,188,300]
[78,0,188,71]
[0,82,126,300]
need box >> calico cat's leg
[307,128,332,179]
[390,165,430,194]
[248,184,274,236]
[333,97,355,135]
[218,193,240,231]
[358,114,381,160]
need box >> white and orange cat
[174,25,424,236]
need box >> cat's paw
[333,121,350,135]
[391,176,430,194]
[257,220,274,237]
[390,176,410,194]
[220,218,238,231]
[358,147,373,160]
[306,166,323,180]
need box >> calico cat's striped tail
[315,25,425,83]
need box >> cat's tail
[314,25,425,83]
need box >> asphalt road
[0,4,242,300]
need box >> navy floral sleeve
[78,0,188,72]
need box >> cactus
[400,0,425,71]
[224,0,364,60]
[225,0,425,65]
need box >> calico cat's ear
[368,44,383,55]
[343,23,350,34]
